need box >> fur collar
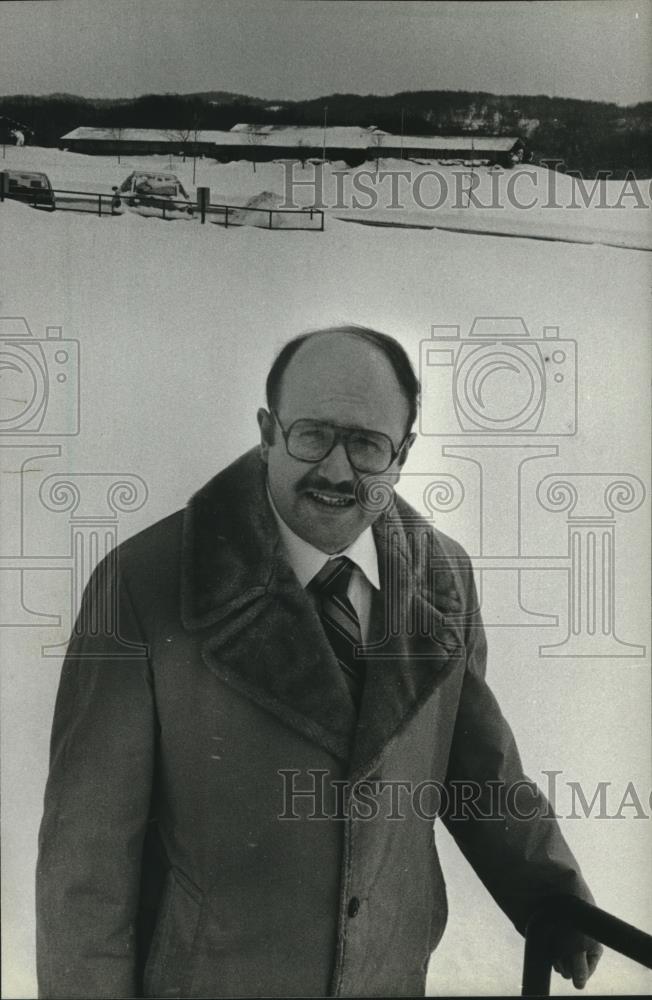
[181,448,464,776]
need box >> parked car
[111,171,194,219]
[3,170,56,211]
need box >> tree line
[0,89,649,178]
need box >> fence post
[268,210,273,230]
[320,210,324,232]
[98,194,102,217]
[197,187,210,224]
[0,171,6,202]
[224,205,229,229]
[522,909,553,996]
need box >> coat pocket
[143,867,203,998]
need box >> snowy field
[3,144,652,246]
[1,148,650,997]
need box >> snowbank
[2,146,649,247]
[228,189,322,229]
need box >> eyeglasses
[272,410,410,474]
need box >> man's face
[258,332,414,554]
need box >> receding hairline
[266,324,421,432]
[284,326,399,369]
[274,325,408,394]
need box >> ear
[397,432,416,468]
[257,408,274,462]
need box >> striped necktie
[309,556,366,711]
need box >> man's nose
[318,440,354,481]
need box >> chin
[314,535,353,555]
[305,521,364,554]
[288,496,370,551]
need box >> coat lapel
[348,506,465,780]
[181,449,357,761]
[181,448,464,772]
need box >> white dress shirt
[267,488,380,642]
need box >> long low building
[59,125,525,166]
[376,134,525,164]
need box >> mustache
[298,473,356,498]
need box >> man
[37,325,601,998]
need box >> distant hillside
[1,89,649,177]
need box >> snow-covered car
[4,170,56,211]
[111,171,194,219]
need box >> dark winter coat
[36,447,591,998]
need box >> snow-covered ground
[3,144,651,246]
[1,148,650,997]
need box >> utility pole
[322,105,328,163]
[465,135,475,208]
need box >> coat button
[348,896,360,918]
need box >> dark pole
[522,909,553,996]
[322,106,328,162]
[522,896,652,998]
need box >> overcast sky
[0,0,650,106]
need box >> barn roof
[60,125,521,153]
[60,126,236,143]
[60,125,389,148]
[229,124,388,148]
[378,134,521,152]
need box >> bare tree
[108,126,124,164]
[246,127,263,173]
[165,127,193,162]
[370,130,384,173]
[166,110,203,182]
[296,136,310,169]
[188,113,203,185]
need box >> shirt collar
[266,485,380,591]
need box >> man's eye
[297,426,329,444]
[349,434,382,454]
